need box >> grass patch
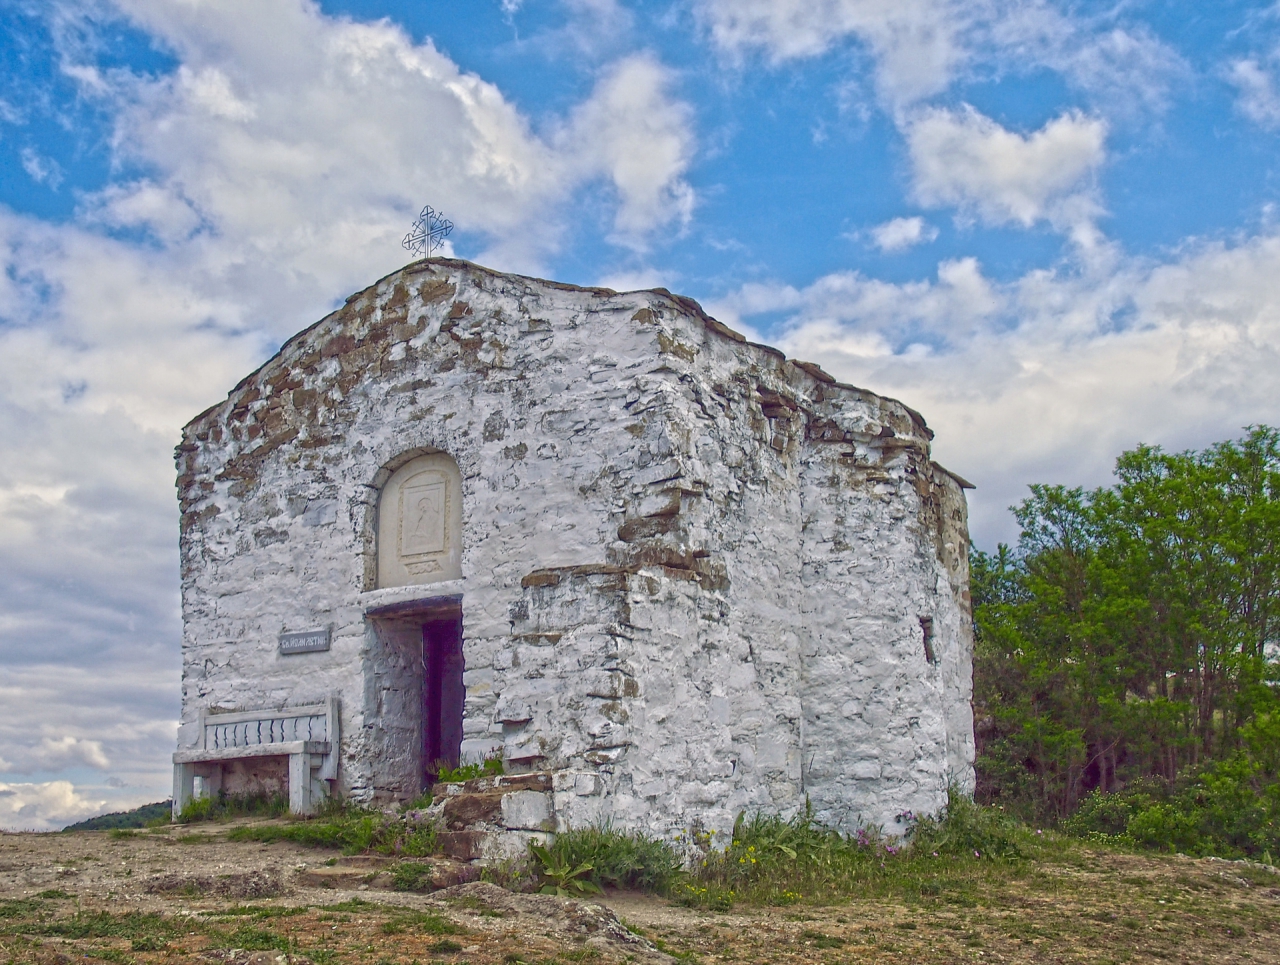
[214,923,290,951]
[800,929,847,948]
[386,910,461,935]
[227,806,436,856]
[177,791,288,824]
[7,910,187,942]
[677,793,1035,910]
[0,899,48,920]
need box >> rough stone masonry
[173,257,976,840]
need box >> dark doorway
[365,595,465,792]
[422,610,464,781]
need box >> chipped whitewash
[175,258,975,837]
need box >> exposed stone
[146,869,288,899]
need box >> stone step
[433,785,552,833]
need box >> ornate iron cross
[402,205,454,257]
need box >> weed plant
[905,793,1025,860]
[390,862,437,892]
[434,755,504,784]
[543,826,682,892]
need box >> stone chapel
[171,258,976,841]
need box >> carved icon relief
[400,476,446,558]
[377,453,463,588]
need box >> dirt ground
[2,821,1279,965]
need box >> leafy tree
[973,427,1280,828]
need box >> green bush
[529,843,603,897]
[545,826,682,893]
[1125,803,1203,853]
[1057,732,1280,861]
[1062,779,1168,839]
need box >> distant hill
[62,801,171,831]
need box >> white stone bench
[172,698,340,819]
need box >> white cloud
[562,0,636,54]
[1228,57,1280,129]
[20,148,63,188]
[714,233,1280,546]
[34,737,110,770]
[905,105,1106,234]
[0,781,106,832]
[0,97,24,125]
[992,14,1184,118]
[694,0,1182,114]
[869,215,937,251]
[563,54,696,245]
[710,255,999,350]
[695,0,970,106]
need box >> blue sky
[4,0,1280,828]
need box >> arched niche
[376,452,464,588]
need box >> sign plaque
[278,628,331,655]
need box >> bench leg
[172,763,195,822]
[289,753,314,815]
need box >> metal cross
[402,205,454,258]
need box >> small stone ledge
[358,581,466,615]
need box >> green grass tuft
[178,791,288,824]
[227,806,436,856]
[434,754,504,784]
[544,825,682,893]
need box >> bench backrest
[199,697,339,751]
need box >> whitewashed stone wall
[175,258,975,837]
